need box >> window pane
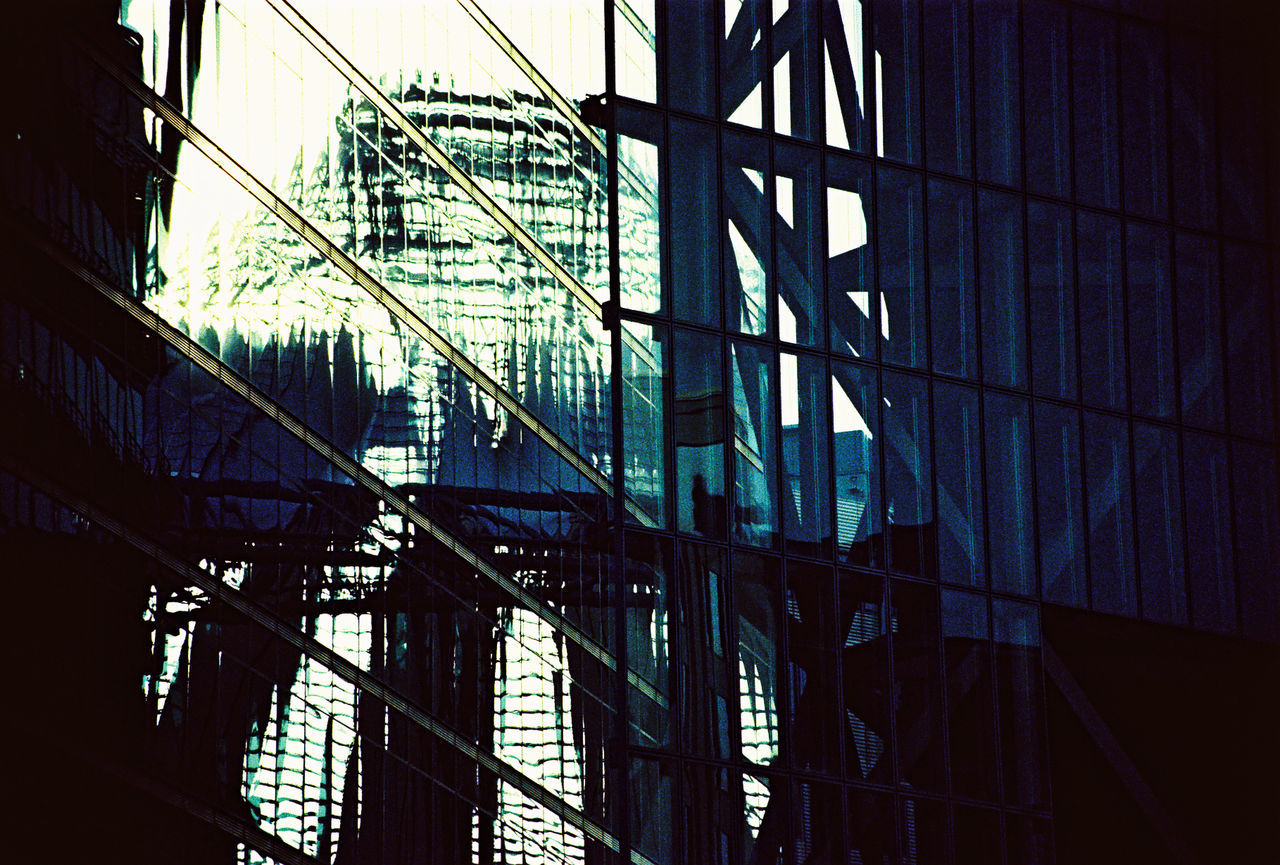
[892,580,945,791]
[731,341,778,546]
[973,0,1021,185]
[777,143,826,347]
[1223,244,1274,439]
[824,0,870,152]
[1037,402,1086,607]
[994,600,1048,810]
[873,0,921,163]
[934,382,986,587]
[1177,232,1224,430]
[1028,201,1077,400]
[1084,412,1137,617]
[1183,433,1236,633]
[1023,0,1072,197]
[736,552,781,765]
[622,321,668,526]
[943,590,997,801]
[826,152,873,356]
[1127,223,1176,420]
[883,370,933,578]
[986,393,1035,595]
[771,0,823,140]
[922,0,971,175]
[1120,22,1169,219]
[833,362,881,566]
[674,330,726,538]
[722,0,765,127]
[979,189,1026,389]
[781,352,832,558]
[1077,212,1127,412]
[669,118,721,327]
[1073,9,1120,208]
[1234,444,1280,642]
[723,130,771,336]
[1133,423,1186,625]
[929,178,976,379]
[665,4,715,115]
[1170,31,1217,231]
[877,166,927,369]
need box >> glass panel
[622,321,668,526]
[683,764,737,865]
[845,786,897,863]
[625,534,674,749]
[743,771,783,863]
[1028,201,1077,400]
[833,362,881,566]
[781,352,832,558]
[665,3,716,115]
[772,0,823,140]
[1233,444,1280,642]
[979,189,1026,389]
[723,130,772,336]
[878,166,927,369]
[928,179,976,379]
[986,393,1035,596]
[1084,412,1136,617]
[1023,0,1072,197]
[1133,423,1186,626]
[973,0,1021,186]
[922,0,971,175]
[618,106,664,314]
[730,341,778,546]
[994,600,1048,810]
[677,543,734,757]
[1223,244,1274,440]
[823,0,869,152]
[1218,45,1266,240]
[900,797,950,865]
[1126,223,1176,420]
[673,330,726,538]
[630,757,674,865]
[1170,31,1217,231]
[826,152,874,356]
[1072,9,1120,209]
[942,590,997,801]
[873,0,921,163]
[883,370,934,578]
[778,142,826,347]
[934,382,986,588]
[616,0,658,103]
[722,0,765,127]
[1036,402,1086,607]
[1121,22,1168,219]
[736,552,782,766]
[1183,434,1236,633]
[1176,232,1224,430]
[669,118,721,327]
[786,562,842,771]
[891,580,945,792]
[1077,212,1127,412]
[840,569,893,781]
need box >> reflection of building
[3,2,1279,865]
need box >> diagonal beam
[79,35,656,529]
[9,212,668,715]
[0,453,654,865]
[1044,644,1202,865]
[264,0,605,321]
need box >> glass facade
[2,1,1278,864]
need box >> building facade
[1,1,1277,864]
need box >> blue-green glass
[934,382,986,587]
[665,3,716,116]
[1077,212,1127,412]
[883,370,933,577]
[942,590,997,801]
[923,0,971,176]
[826,151,874,356]
[1072,9,1120,208]
[877,167,927,369]
[1023,0,1072,197]
[723,130,772,336]
[622,321,669,527]
[979,189,1026,389]
[669,118,721,328]
[873,0,921,164]
[777,142,826,347]
[985,392,1034,596]
[1084,412,1137,617]
[1028,201,1077,400]
[973,0,1021,186]
[1127,223,1176,420]
[1035,402,1086,607]
[833,362,881,567]
[928,178,976,379]
[781,352,832,558]
[673,330,726,538]
[730,341,778,547]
